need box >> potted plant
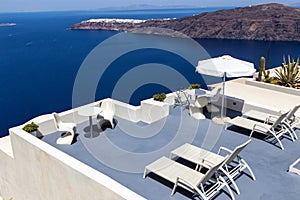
[189,83,201,89]
[153,93,166,102]
[275,55,300,88]
[23,122,39,137]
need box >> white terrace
[0,78,300,200]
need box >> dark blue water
[0,8,300,137]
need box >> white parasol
[196,55,256,123]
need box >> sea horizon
[0,6,234,14]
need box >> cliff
[70,3,300,41]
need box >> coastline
[70,3,300,42]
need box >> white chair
[194,95,208,108]
[189,104,205,119]
[97,99,116,129]
[170,140,255,195]
[53,112,76,145]
[143,156,235,200]
[174,89,190,108]
[206,87,222,113]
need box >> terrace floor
[42,106,300,200]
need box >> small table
[187,89,208,101]
[195,89,207,96]
[78,107,102,138]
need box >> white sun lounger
[170,140,255,195]
[143,156,235,200]
[226,111,291,150]
[243,105,300,140]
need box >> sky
[0,0,299,12]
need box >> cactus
[257,56,272,82]
[275,55,300,88]
[258,56,265,81]
[263,69,272,83]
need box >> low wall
[245,79,300,96]
[140,99,169,124]
[112,100,141,123]
[0,127,145,200]
[0,96,178,199]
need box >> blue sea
[0,8,300,137]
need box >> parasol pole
[221,72,226,119]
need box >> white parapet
[0,126,146,200]
[0,96,173,199]
[140,98,169,124]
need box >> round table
[78,107,102,138]
[187,89,207,100]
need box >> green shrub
[189,83,201,89]
[22,122,39,133]
[153,93,166,102]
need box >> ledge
[0,136,13,158]
[245,79,300,96]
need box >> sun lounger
[243,105,300,140]
[170,140,255,195]
[226,111,291,150]
[143,156,235,200]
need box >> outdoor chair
[97,99,116,129]
[189,104,206,119]
[174,90,183,107]
[53,112,76,145]
[226,111,292,150]
[170,139,255,195]
[194,95,209,108]
[243,105,300,141]
[174,89,190,108]
[143,156,235,200]
[206,87,222,113]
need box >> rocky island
[70,3,300,41]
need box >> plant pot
[30,131,38,137]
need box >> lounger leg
[292,129,298,140]
[275,136,284,150]
[220,168,240,195]
[143,168,147,179]
[241,159,256,181]
[194,186,209,200]
[249,129,255,138]
[171,177,179,196]
[284,122,298,140]
[169,153,174,159]
[220,176,235,200]
[289,127,298,140]
[288,129,296,142]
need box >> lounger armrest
[218,146,233,155]
[265,115,277,123]
[252,124,268,132]
[172,176,196,195]
[176,176,195,189]
[200,159,215,169]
